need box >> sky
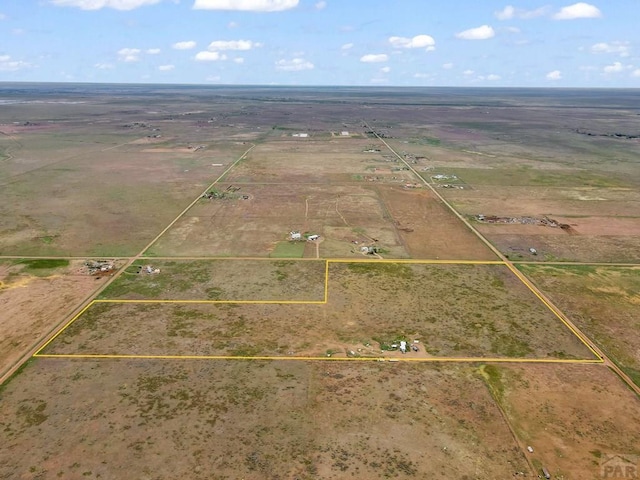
[1,0,639,87]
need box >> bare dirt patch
[493,234,640,263]
[0,259,105,374]
[483,363,640,480]
[443,185,640,262]
[377,186,496,260]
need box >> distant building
[340,131,349,136]
[290,231,302,240]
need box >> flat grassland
[0,102,248,256]
[0,359,528,480]
[42,263,593,360]
[147,140,495,259]
[98,259,327,301]
[2,85,640,480]
[519,264,640,385]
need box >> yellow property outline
[33,258,603,364]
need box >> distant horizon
[2,81,640,91]
[1,1,639,87]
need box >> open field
[147,182,495,260]
[483,363,640,480]
[148,183,412,258]
[0,259,106,375]
[441,183,640,263]
[2,85,640,479]
[41,263,594,360]
[98,259,327,301]
[0,99,250,256]
[519,264,640,386]
[0,359,529,480]
[147,182,494,259]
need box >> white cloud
[591,41,630,57]
[50,0,160,10]
[117,47,141,62]
[193,0,299,11]
[0,13,6,20]
[546,70,562,80]
[158,64,175,71]
[275,58,314,71]
[486,74,501,81]
[341,43,353,50]
[0,55,31,71]
[208,39,261,51]
[456,25,495,40]
[207,75,221,82]
[463,69,474,75]
[360,53,388,63]
[553,2,601,20]
[389,34,435,51]
[173,41,197,50]
[603,61,628,73]
[195,51,227,61]
[413,73,435,79]
[380,66,391,73]
[94,62,114,70]
[228,21,238,28]
[442,62,454,69]
[505,26,521,33]
[146,48,161,55]
[495,5,515,20]
[495,5,549,20]
[315,1,326,9]
[233,57,244,64]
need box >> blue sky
[1,0,639,86]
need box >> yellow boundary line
[34,353,602,364]
[504,262,603,361]
[94,299,326,305]
[34,301,95,356]
[33,260,604,364]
